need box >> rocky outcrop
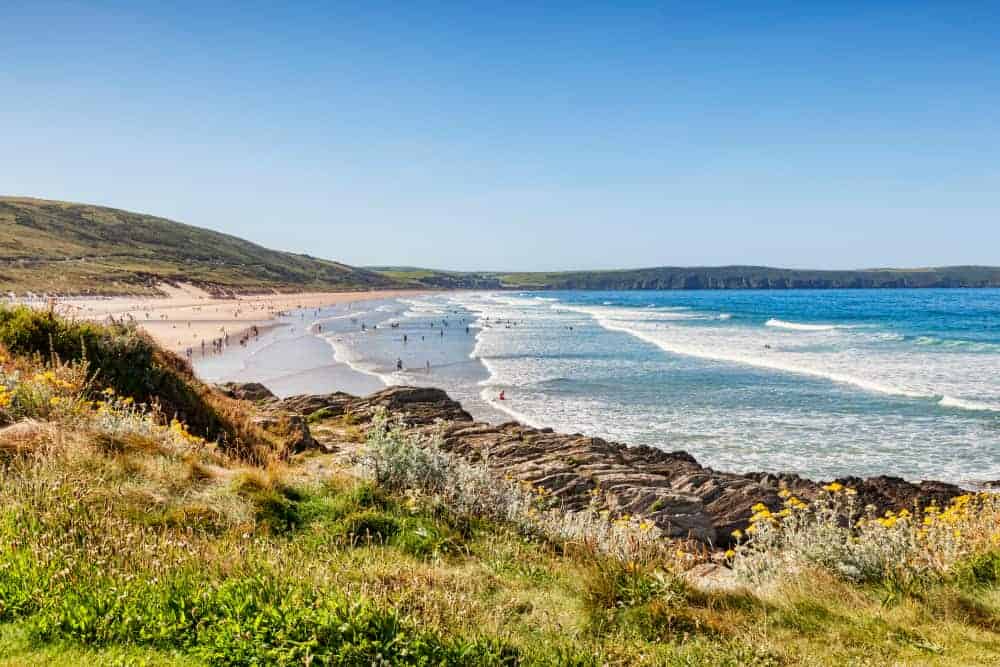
[275,386,473,425]
[258,384,965,547]
[216,382,276,401]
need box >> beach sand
[42,283,432,353]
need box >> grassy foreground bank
[0,307,998,665]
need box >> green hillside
[0,197,410,296]
[372,265,1000,290]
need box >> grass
[0,196,410,295]
[0,313,998,664]
[0,305,296,461]
[3,195,995,297]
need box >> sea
[196,289,1000,486]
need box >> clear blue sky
[3,1,998,271]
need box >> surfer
[499,390,506,401]
[396,358,403,371]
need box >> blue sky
[2,1,998,271]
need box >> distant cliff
[372,265,1000,290]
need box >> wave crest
[765,318,850,332]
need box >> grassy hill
[5,196,997,297]
[0,196,411,296]
[371,265,1000,290]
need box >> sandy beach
[39,283,432,354]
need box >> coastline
[33,287,996,487]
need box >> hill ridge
[0,196,410,295]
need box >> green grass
[2,430,998,665]
[0,196,411,295]
[0,305,281,457]
[4,196,997,296]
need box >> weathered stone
[216,382,276,401]
[276,386,472,425]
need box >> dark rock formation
[266,385,966,547]
[216,382,276,401]
[276,386,473,425]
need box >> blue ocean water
[207,290,1000,485]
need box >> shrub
[337,510,401,544]
[953,550,1000,588]
[0,306,276,460]
[359,410,670,564]
[730,486,1000,589]
[234,477,305,534]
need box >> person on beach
[499,390,505,401]
[396,358,403,371]
[426,360,430,372]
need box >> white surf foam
[938,396,1000,412]
[479,386,546,427]
[592,313,929,400]
[552,303,707,321]
[320,335,397,386]
[765,318,852,332]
